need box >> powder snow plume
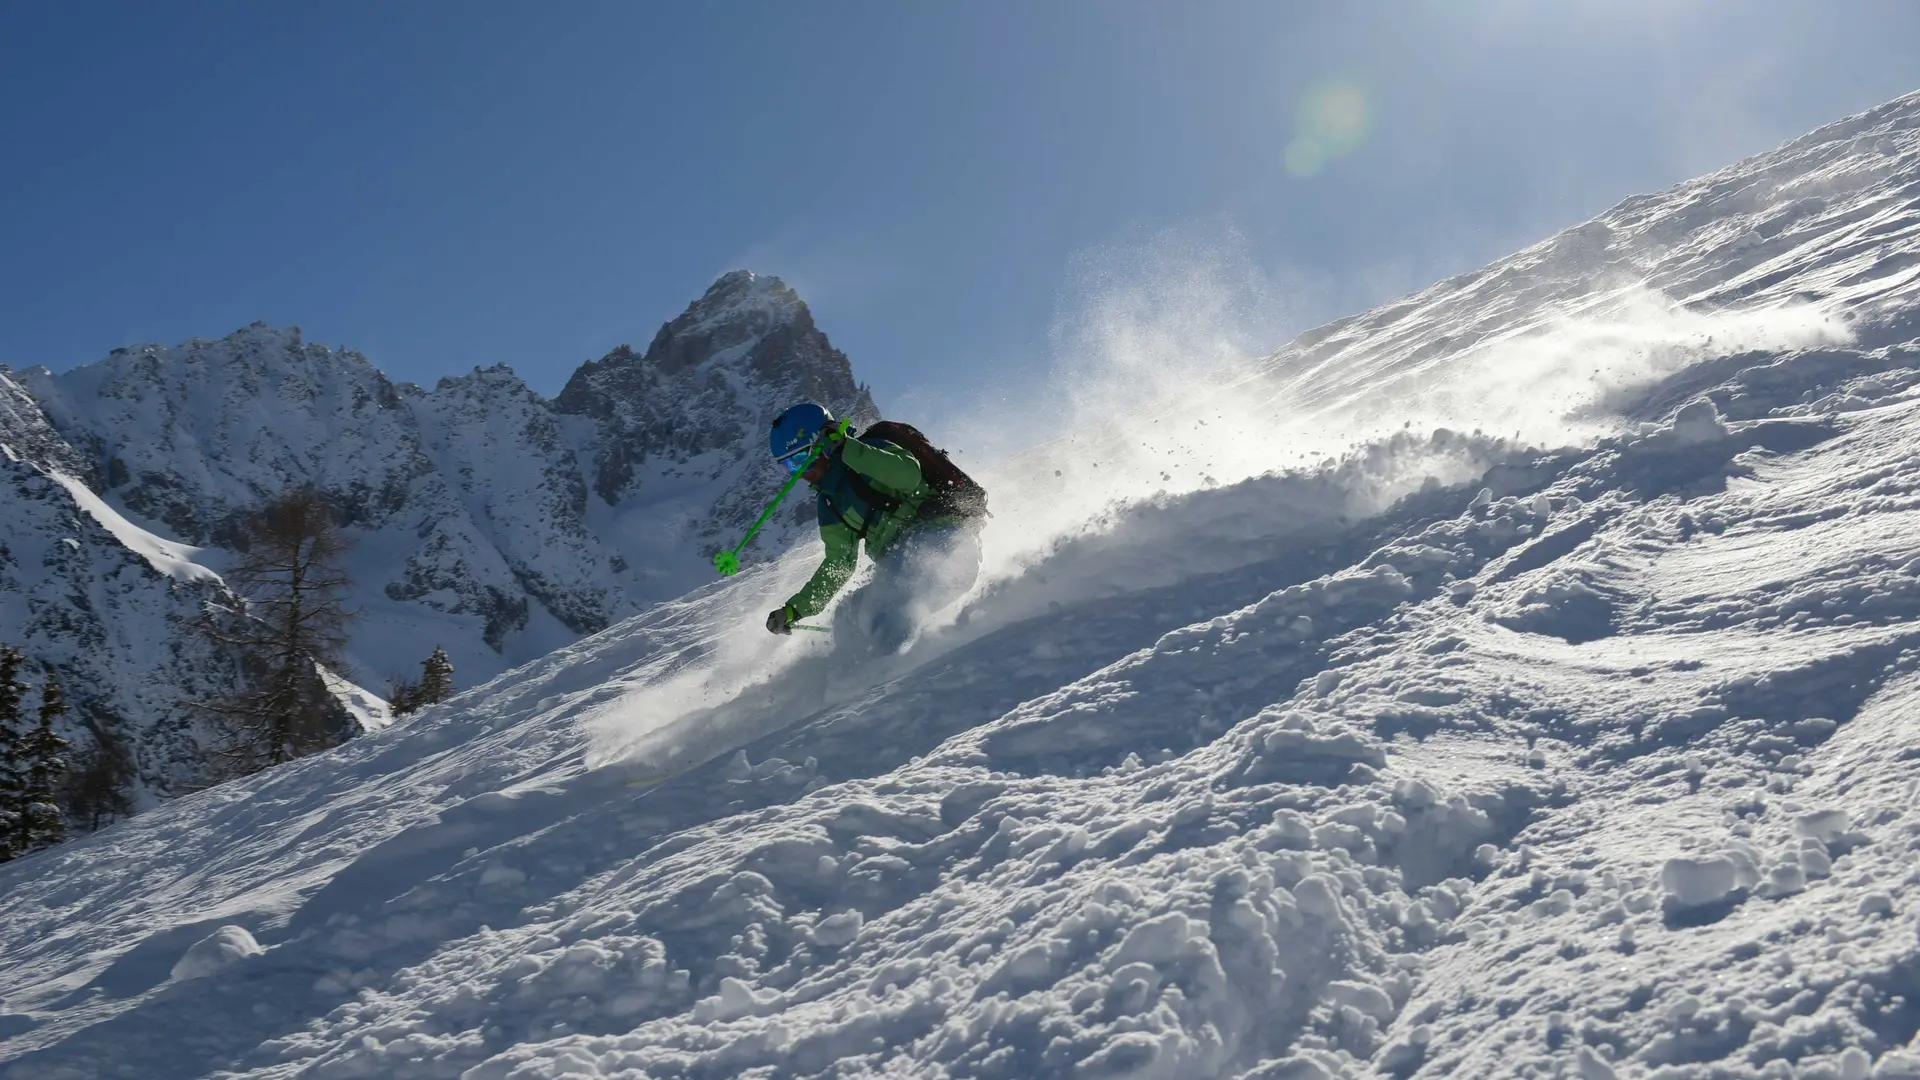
[955,234,1853,587]
[584,222,1854,772]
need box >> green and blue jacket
[782,436,932,619]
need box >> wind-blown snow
[6,90,1920,1080]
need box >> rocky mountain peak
[557,271,822,401]
[0,367,88,477]
[20,325,421,547]
[555,271,875,504]
[687,268,804,327]
[432,362,535,396]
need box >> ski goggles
[776,442,820,475]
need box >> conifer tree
[417,646,455,706]
[194,487,357,777]
[63,725,136,833]
[0,645,24,862]
[385,673,419,717]
[19,676,71,851]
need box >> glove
[824,417,853,442]
[765,605,796,635]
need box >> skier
[763,403,987,654]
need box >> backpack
[851,420,989,523]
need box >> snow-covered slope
[0,272,873,798]
[989,89,1918,557]
[0,369,245,797]
[7,93,1920,1080]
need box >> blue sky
[3,1,1918,418]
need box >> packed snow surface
[6,91,1920,1080]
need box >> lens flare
[1283,138,1327,176]
[1285,79,1372,178]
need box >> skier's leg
[830,563,913,655]
[832,526,983,656]
[908,525,981,620]
[881,525,982,648]
[861,561,920,654]
[828,578,872,640]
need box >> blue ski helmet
[770,402,833,474]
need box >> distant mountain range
[0,271,876,802]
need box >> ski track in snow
[6,92,1920,1080]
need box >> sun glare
[1285,78,1373,178]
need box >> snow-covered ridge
[970,87,1920,571]
[0,369,86,477]
[7,92,1920,1080]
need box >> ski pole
[713,444,821,577]
[791,624,830,633]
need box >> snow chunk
[1076,1030,1183,1076]
[1793,808,1852,846]
[1764,861,1807,898]
[1326,979,1396,1021]
[170,925,264,981]
[1859,891,1895,918]
[1660,855,1753,910]
[693,976,783,1023]
[808,910,864,948]
[1294,874,1346,919]
[1874,1050,1920,1079]
[1576,1045,1619,1080]
[1108,911,1206,968]
[1256,723,1386,769]
[479,861,525,888]
[1671,399,1731,444]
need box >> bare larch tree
[62,722,136,832]
[195,488,358,778]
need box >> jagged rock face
[396,364,609,644]
[0,372,89,479]
[23,327,432,548]
[557,271,878,520]
[0,272,876,801]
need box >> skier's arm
[784,522,860,618]
[839,438,923,493]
